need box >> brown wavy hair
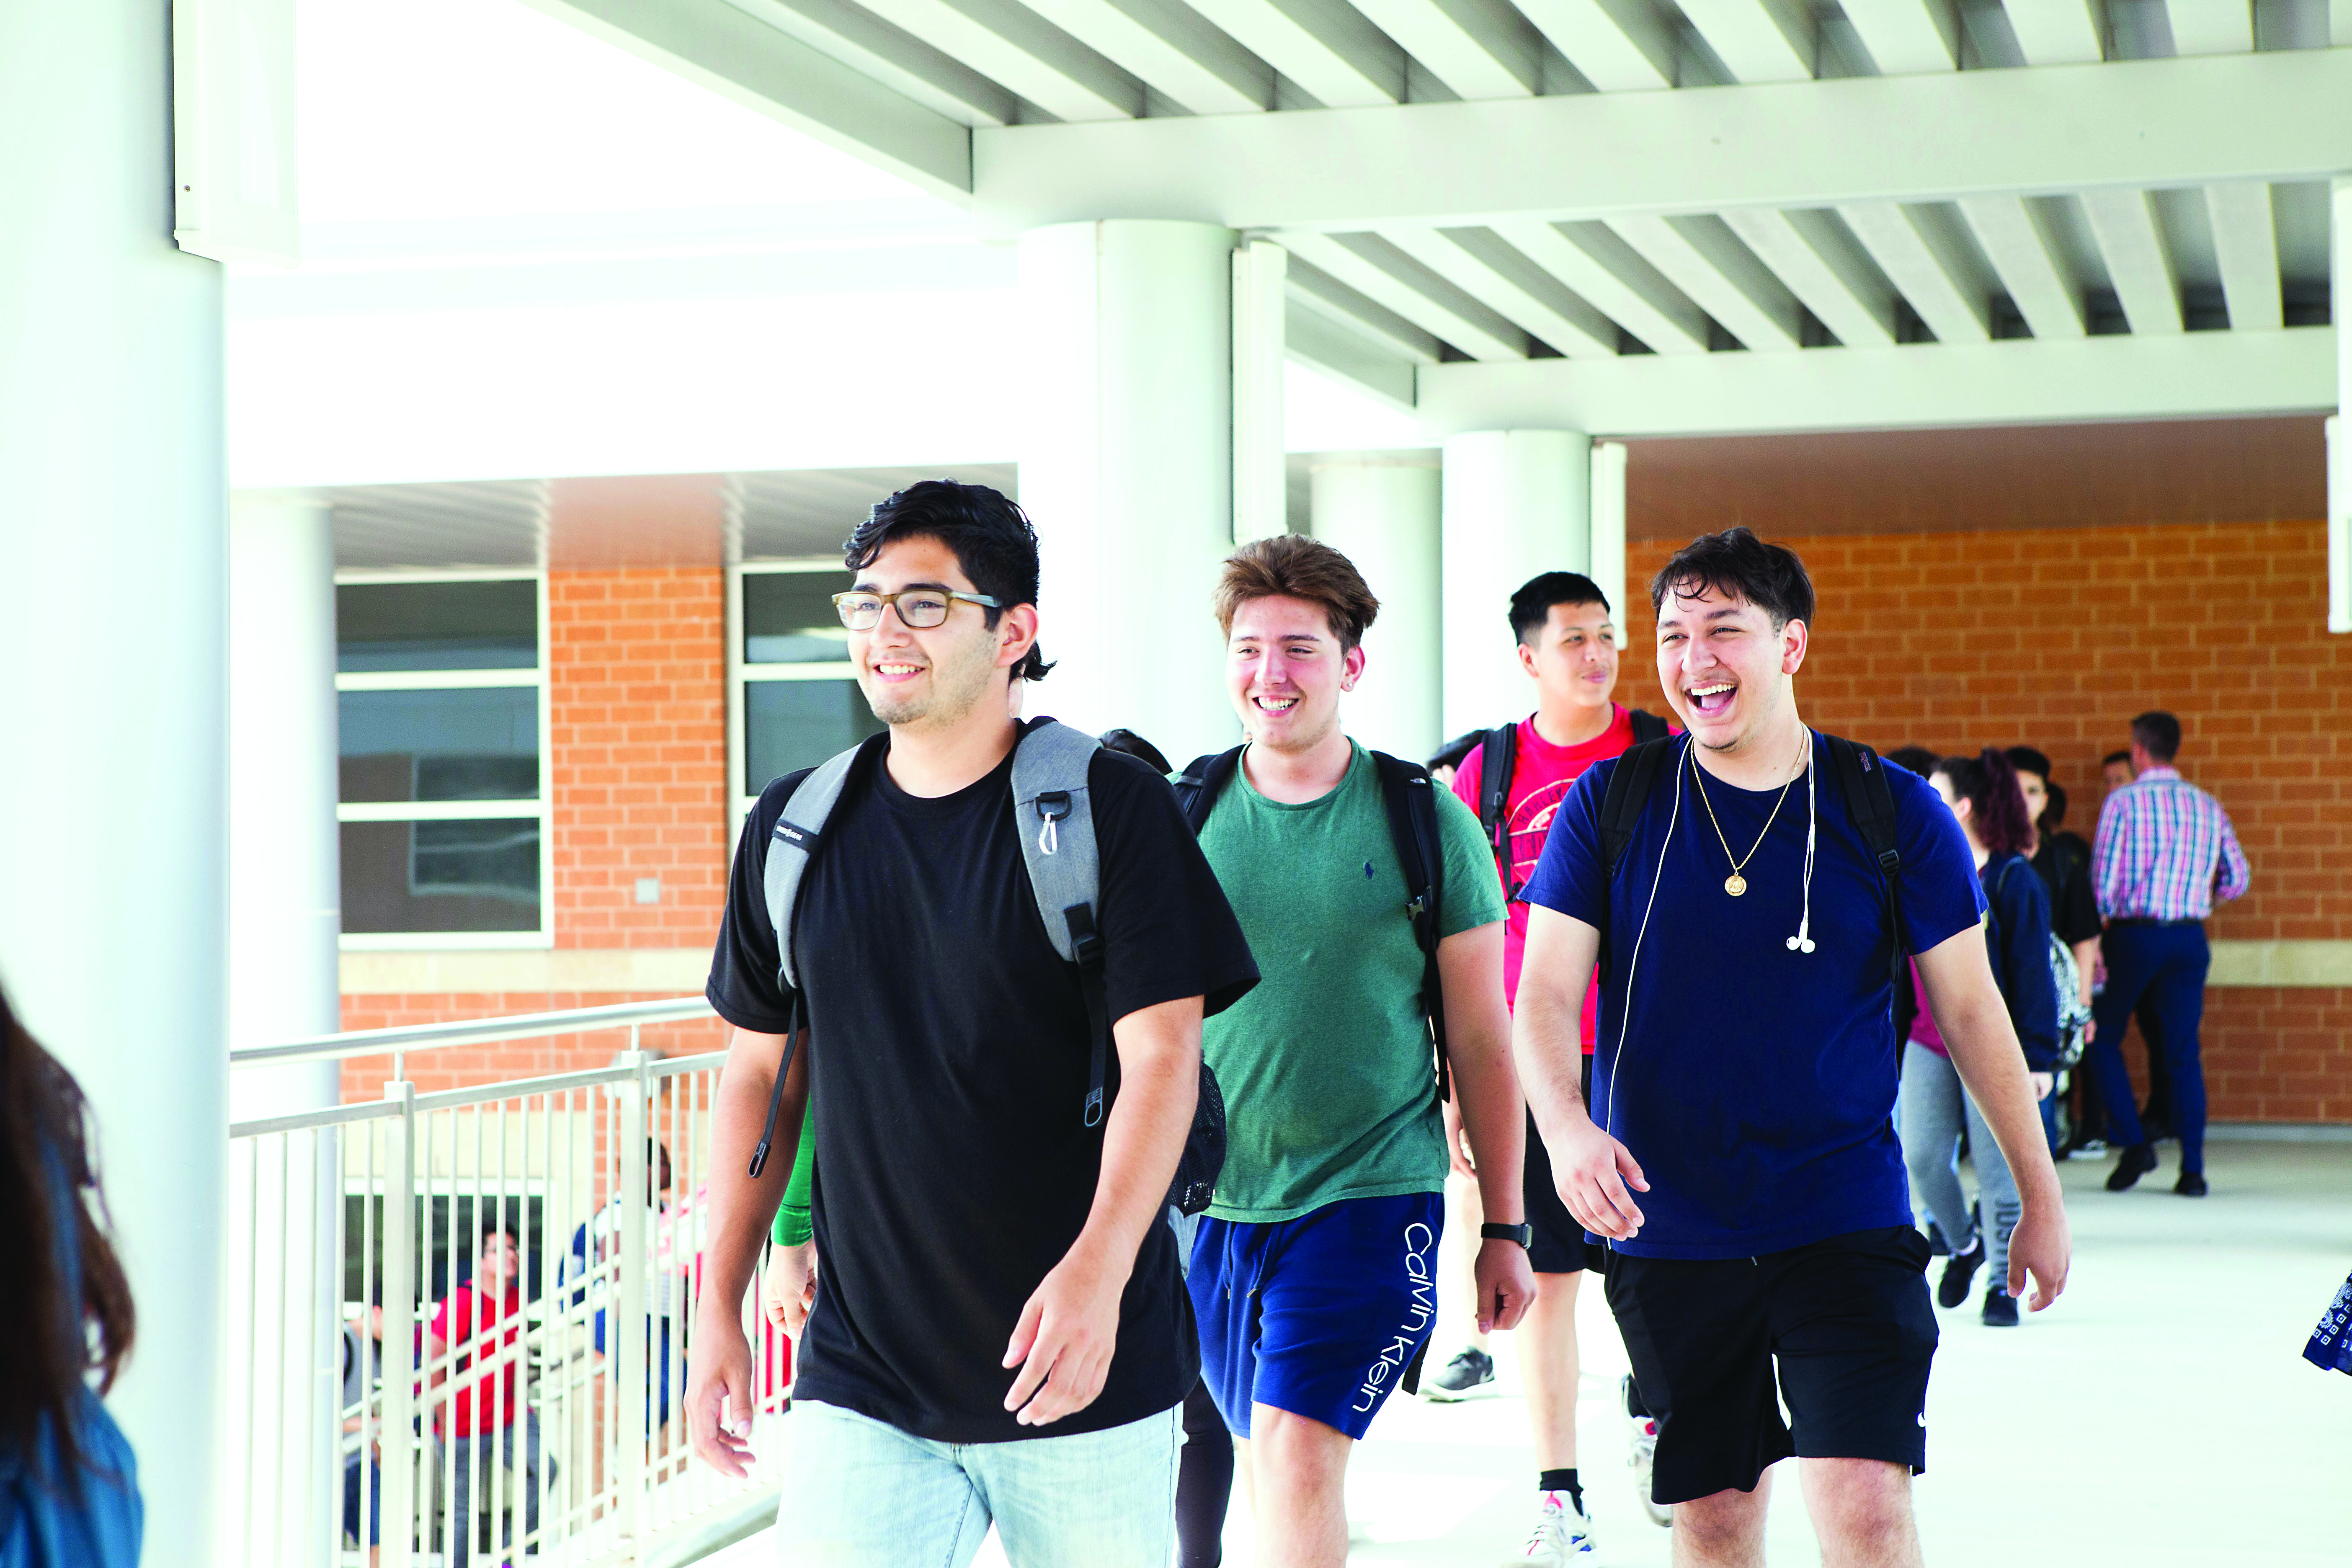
[0,984,136,1481]
[1212,536,1380,651]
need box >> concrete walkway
[717,1137,2352,1567]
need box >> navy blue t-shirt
[1520,734,1985,1259]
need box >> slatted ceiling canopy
[529,0,2347,417]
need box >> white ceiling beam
[2079,187,2184,334]
[1184,0,1404,105]
[1606,214,1804,350]
[2163,0,2254,55]
[1286,255,1446,361]
[1346,0,1541,98]
[1023,0,1274,113]
[1279,231,1532,359]
[738,0,1024,126]
[1674,0,1816,82]
[521,0,972,199]
[1838,200,1991,343]
[1488,219,1712,353]
[1837,0,1958,73]
[1379,226,1621,356]
[1958,194,2086,339]
[973,48,2352,231]
[1511,0,1677,90]
[2337,0,2352,45]
[1286,301,1418,408]
[1417,324,2335,437]
[854,0,1145,121]
[2205,180,2282,331]
[1721,207,1897,346]
[2000,0,2104,63]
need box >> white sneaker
[1501,1490,1596,1563]
[1625,1379,1671,1529]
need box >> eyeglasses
[831,588,1003,631]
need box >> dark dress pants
[2089,923,2211,1173]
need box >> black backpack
[1591,733,1909,1001]
[1174,747,1455,1106]
[1476,710,1672,897]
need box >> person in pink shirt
[1424,573,1674,1558]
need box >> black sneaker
[2106,1142,2159,1191]
[1981,1286,2019,1327]
[1937,1235,1985,1309]
[2175,1169,2209,1197]
[1422,1346,1494,1401]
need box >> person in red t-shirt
[426,1222,547,1565]
[1422,572,1677,1552]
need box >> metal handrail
[228,995,717,1067]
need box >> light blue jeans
[1900,1044,2020,1292]
[771,1400,1180,1568]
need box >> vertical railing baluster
[618,1032,650,1561]
[381,1081,418,1568]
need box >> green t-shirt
[1194,742,1505,1223]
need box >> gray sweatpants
[1899,1043,2019,1295]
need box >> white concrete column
[1310,455,1444,761]
[1590,440,1631,642]
[1439,429,1592,739]
[1232,240,1288,545]
[0,0,227,1553]
[229,493,345,1112]
[1018,220,1241,763]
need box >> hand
[686,1300,758,1478]
[762,1240,818,1338]
[2006,1194,2072,1310]
[2082,1018,2096,1044]
[1442,1100,1476,1179]
[1473,1239,1535,1334]
[2030,1072,2054,1102]
[1547,1114,1649,1241]
[1002,1249,1124,1428]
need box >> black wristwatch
[1480,1222,1533,1250]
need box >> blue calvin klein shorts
[1187,1191,1445,1441]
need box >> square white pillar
[1440,429,1592,739]
[1310,455,1444,761]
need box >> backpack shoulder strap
[1372,750,1453,1105]
[1172,746,1246,835]
[1477,723,1517,850]
[1598,737,1675,878]
[1627,708,1672,745]
[1825,733,1908,994]
[1010,722,1113,1127]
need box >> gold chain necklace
[1688,746,1799,897]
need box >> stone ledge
[2205,940,2352,988]
[340,947,709,995]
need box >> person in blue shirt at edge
[1511,528,2071,1568]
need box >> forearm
[699,1028,804,1318]
[1449,1022,1525,1227]
[1067,1002,1199,1280]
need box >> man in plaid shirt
[2089,711,2250,1196]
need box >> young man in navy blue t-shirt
[1512,529,2070,1564]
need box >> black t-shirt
[707,725,1259,1442]
[2030,834,2102,947]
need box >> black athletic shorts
[1523,1055,1602,1275]
[1604,1226,1938,1505]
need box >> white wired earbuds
[1609,734,1687,1142]
[1786,736,1818,954]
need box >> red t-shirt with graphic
[429,1283,524,1436]
[1452,705,1644,1050]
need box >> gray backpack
[745,720,1226,1214]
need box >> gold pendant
[1725,874,1748,897]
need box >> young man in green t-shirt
[1186,536,1535,1568]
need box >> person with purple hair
[1901,750,2061,1328]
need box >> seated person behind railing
[560,1138,691,1426]
[426,1220,549,1566]
[341,1300,385,1566]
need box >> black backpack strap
[1826,734,1907,993]
[1627,708,1671,745]
[1373,751,1452,1106]
[1477,722,1517,866]
[1598,737,1675,879]
[1173,747,1246,834]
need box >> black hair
[1650,526,1815,629]
[1098,729,1171,776]
[1885,745,1939,777]
[2044,780,2069,832]
[1428,731,1484,774]
[1509,572,1611,645]
[480,1217,520,1249]
[2004,745,2053,782]
[2130,710,2181,763]
[0,985,135,1485]
[1934,748,2035,857]
[843,480,1054,682]
[2102,749,2133,769]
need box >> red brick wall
[338,993,730,1098]
[1622,517,2352,1120]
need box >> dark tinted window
[338,819,542,933]
[744,571,854,664]
[338,580,537,672]
[339,688,539,802]
[746,680,883,793]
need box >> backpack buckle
[1036,790,1072,855]
[1877,848,1902,874]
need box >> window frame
[334,567,554,951]
[729,558,865,822]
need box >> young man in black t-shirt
[689,482,1258,1566]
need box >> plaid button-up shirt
[2092,765,2251,922]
